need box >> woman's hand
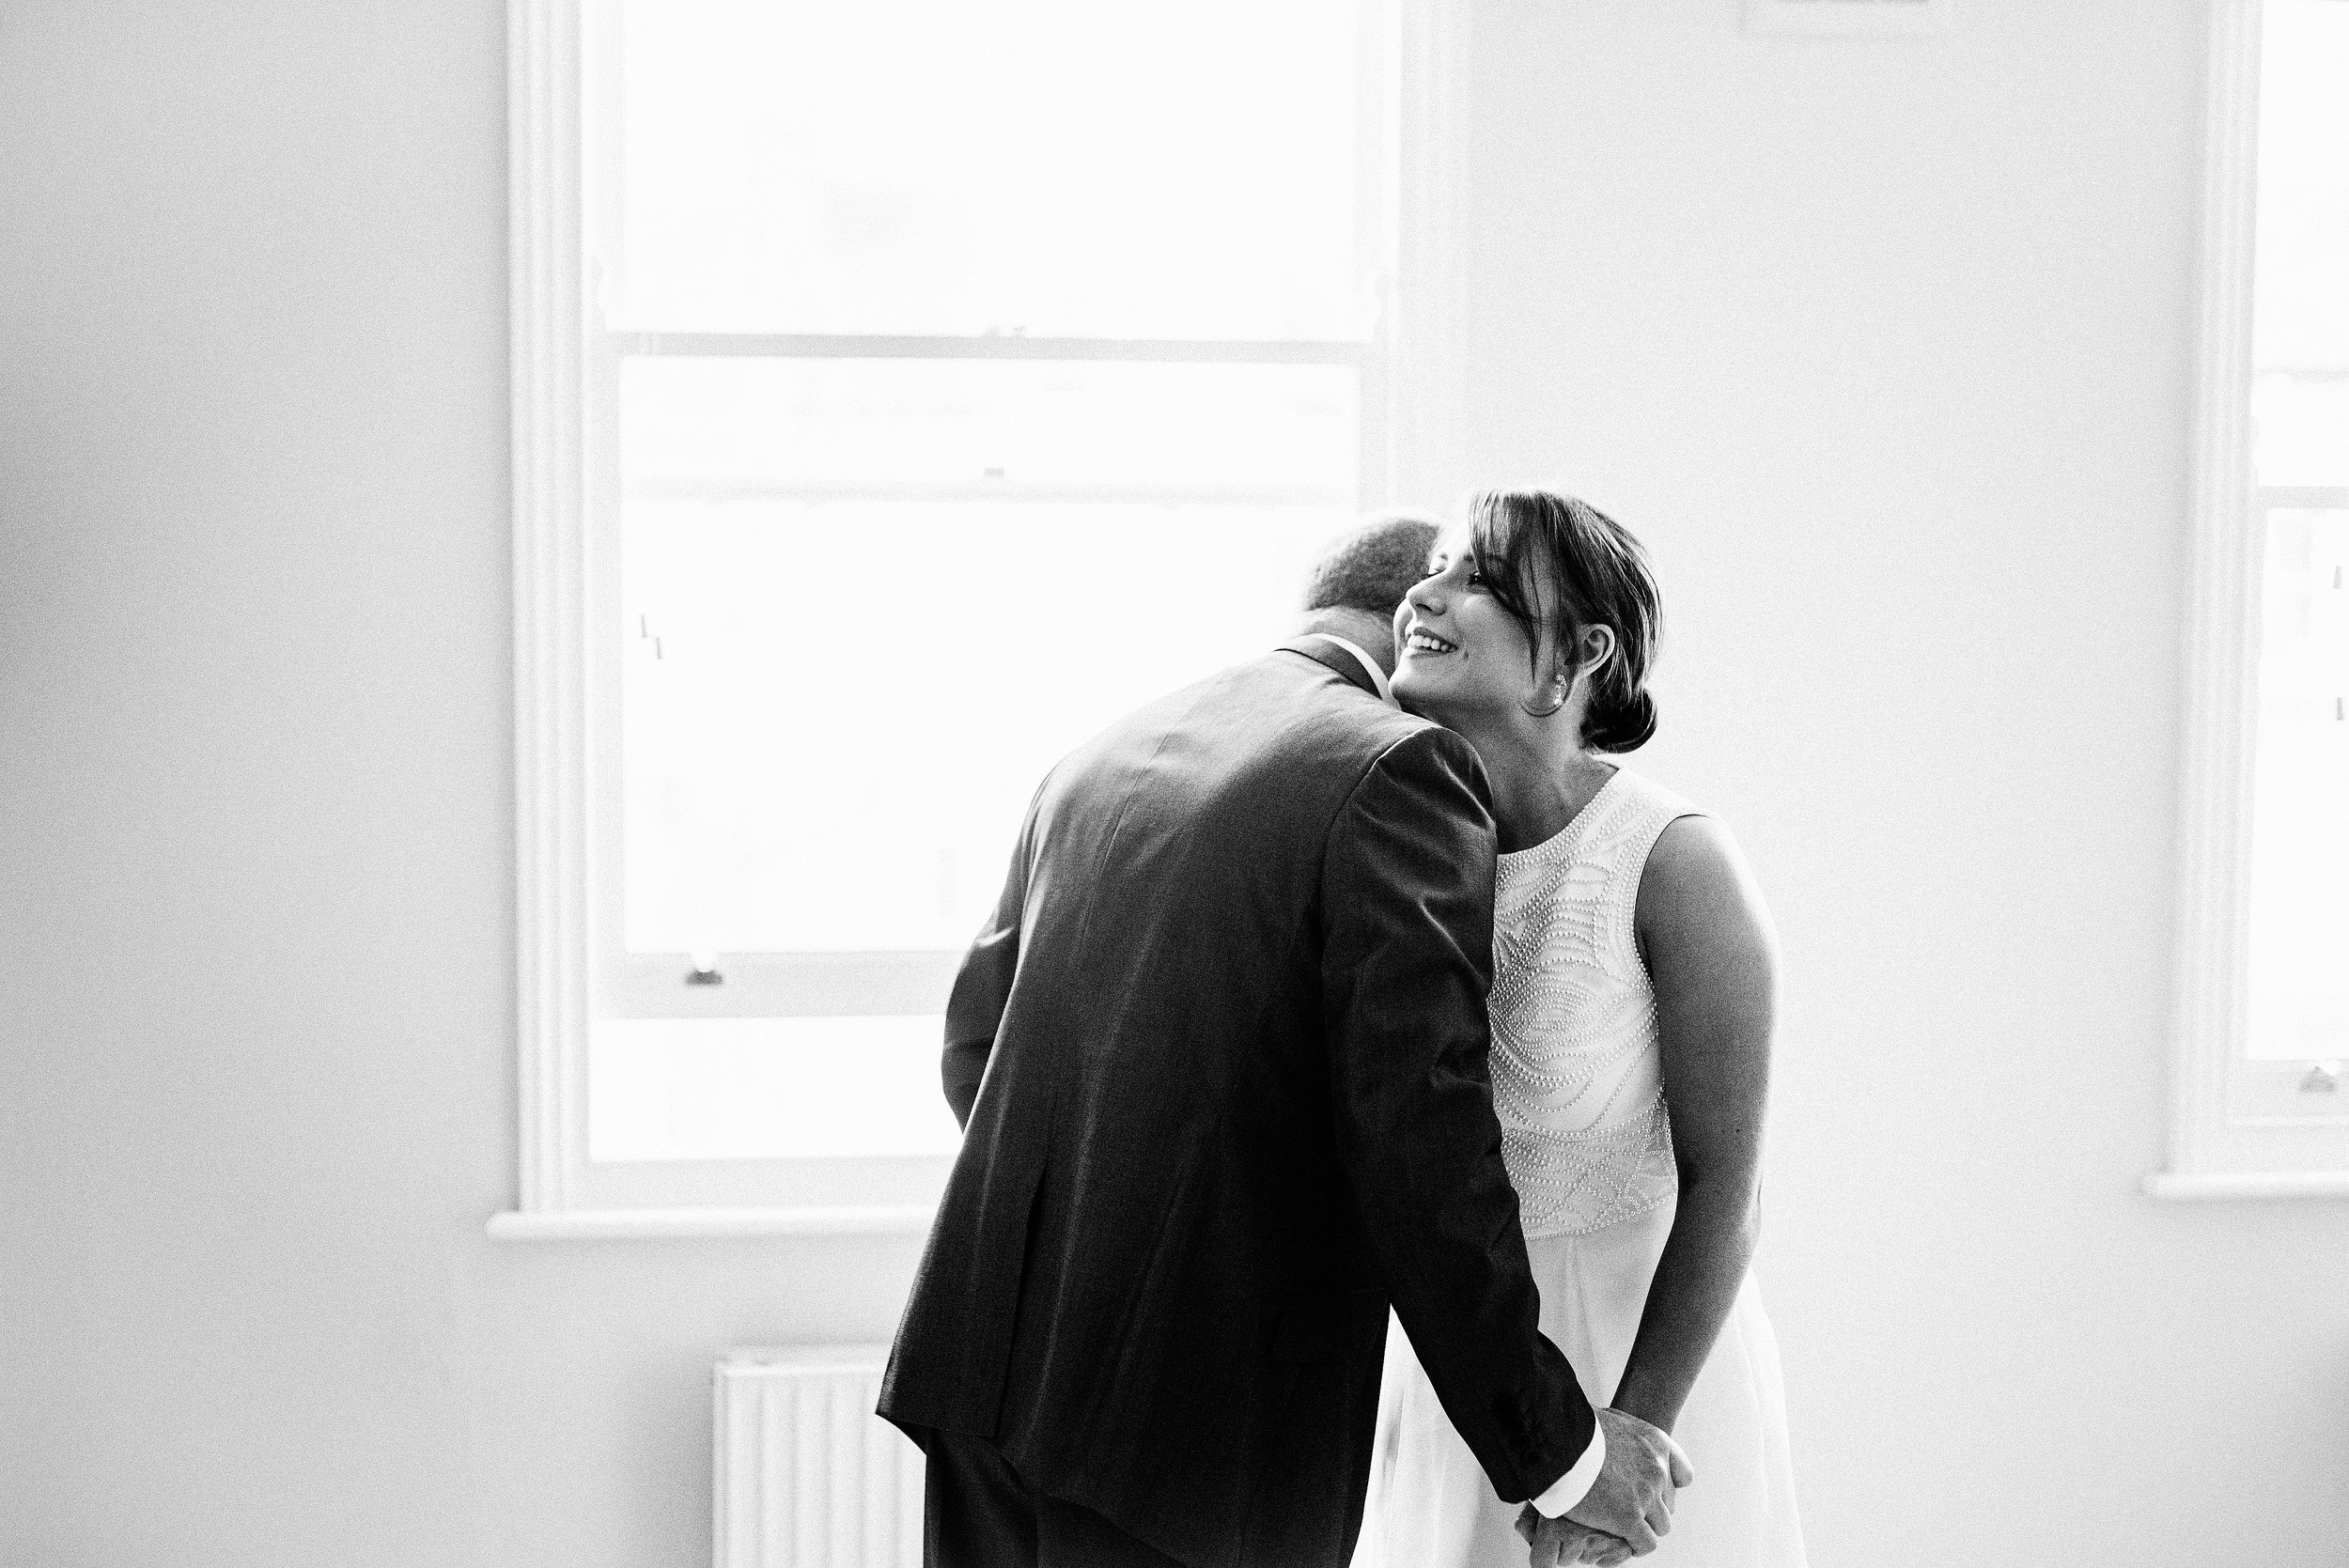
[1516,1505,1638,1567]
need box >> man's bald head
[1294,510,1441,676]
[1300,510,1440,618]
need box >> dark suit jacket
[879,643,1594,1568]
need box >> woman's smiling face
[1390,521,1548,721]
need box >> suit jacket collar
[1279,635,1394,705]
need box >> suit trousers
[921,1428,1189,1568]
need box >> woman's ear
[1577,624,1617,685]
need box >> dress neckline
[1499,764,1632,868]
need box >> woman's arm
[1610,813,1780,1434]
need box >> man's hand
[1516,1506,1634,1567]
[1562,1407,1693,1555]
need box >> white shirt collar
[1299,632,1396,706]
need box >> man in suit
[879,513,1688,1568]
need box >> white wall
[0,3,2339,1567]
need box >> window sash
[2235,485,2348,1106]
[589,334,1385,1018]
[610,949,959,1018]
[609,332,1377,512]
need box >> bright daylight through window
[586,0,1398,1176]
[2243,0,2349,1071]
[2160,0,2349,1194]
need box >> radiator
[715,1345,926,1568]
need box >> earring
[1523,678,1569,720]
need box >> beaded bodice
[1489,768,1701,1239]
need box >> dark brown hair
[1465,489,1660,753]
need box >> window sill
[486,1203,937,1239]
[2141,1171,2349,1201]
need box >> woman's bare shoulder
[1636,811,1775,958]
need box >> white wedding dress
[1355,768,1807,1568]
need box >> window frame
[495,0,1470,1234]
[2154,0,2349,1201]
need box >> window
[2157,0,2349,1197]
[501,0,1463,1231]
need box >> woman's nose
[1405,577,1439,614]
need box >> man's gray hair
[1299,510,1441,618]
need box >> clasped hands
[1514,1407,1692,1568]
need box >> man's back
[881,645,1590,1568]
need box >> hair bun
[1585,688,1657,753]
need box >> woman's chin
[1392,672,1456,722]
[1397,675,1507,729]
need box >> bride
[1359,490,1806,1568]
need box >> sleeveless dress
[1354,768,1807,1568]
